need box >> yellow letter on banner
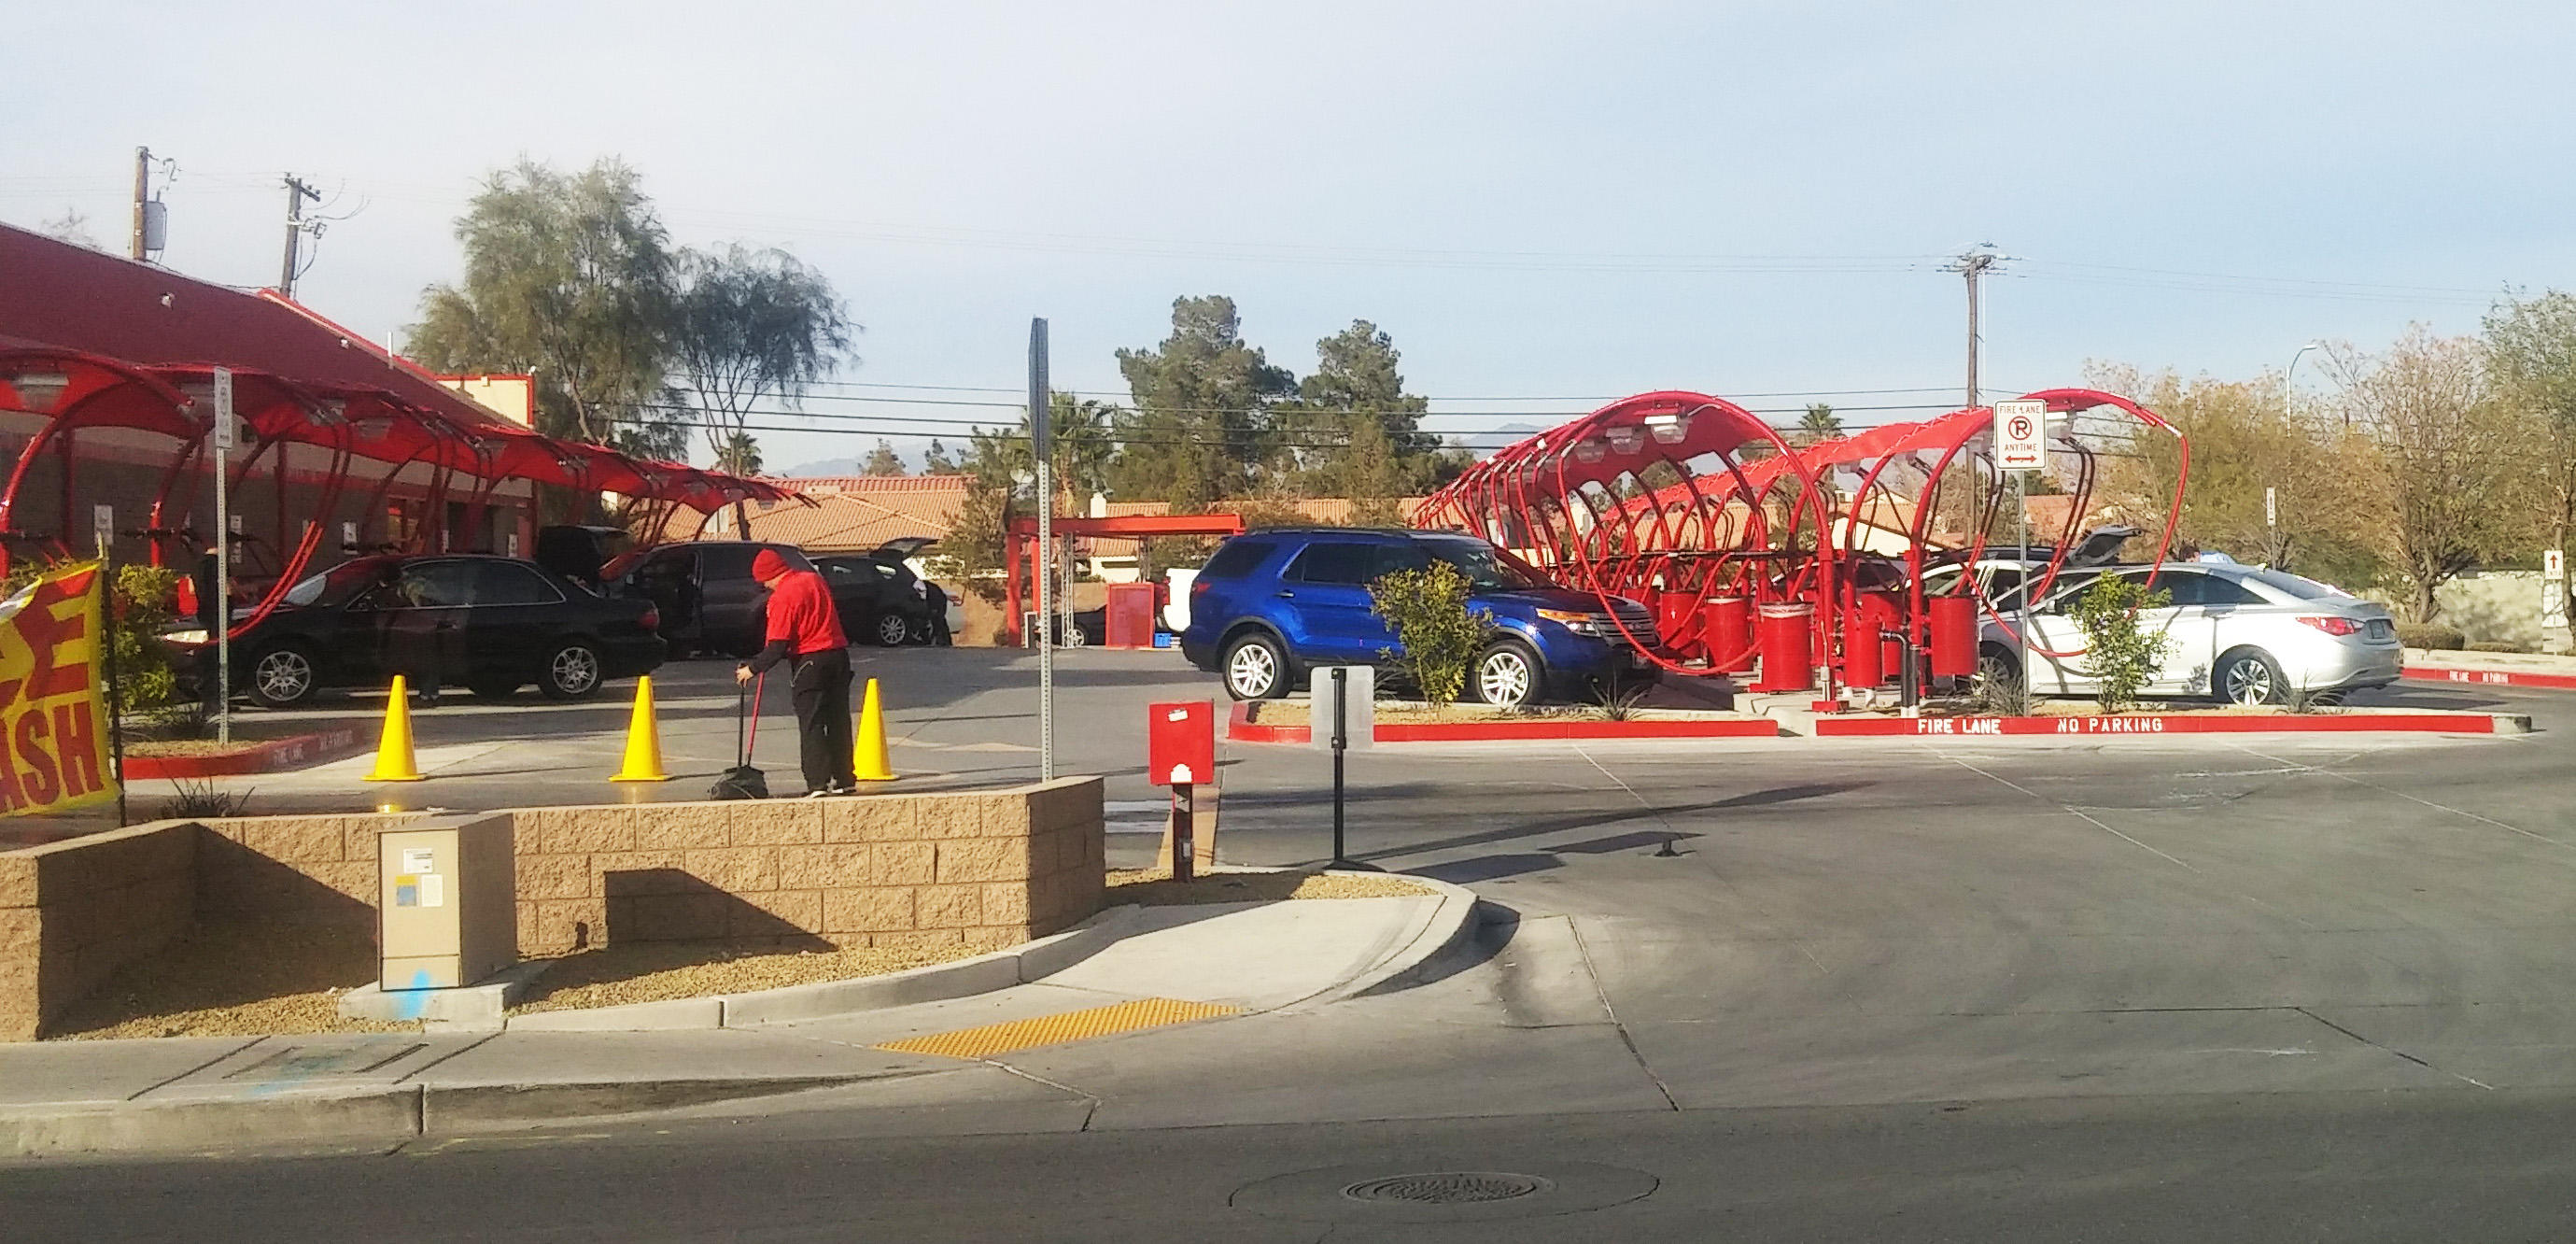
[0,561,117,815]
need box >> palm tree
[1797,403,1845,445]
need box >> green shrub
[2466,640,2534,654]
[1366,560,1494,707]
[2069,575,2175,714]
[2395,622,2465,651]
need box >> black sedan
[815,548,951,646]
[168,555,667,708]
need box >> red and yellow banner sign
[0,562,116,815]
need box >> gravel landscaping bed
[510,941,985,1014]
[48,917,414,1040]
[27,868,1436,1039]
[1104,867,1435,905]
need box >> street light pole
[2286,340,2326,427]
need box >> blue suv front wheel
[1474,640,1541,709]
[1223,631,1289,700]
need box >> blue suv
[1179,529,1661,708]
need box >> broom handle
[744,671,765,758]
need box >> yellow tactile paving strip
[876,997,1243,1060]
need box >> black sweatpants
[788,646,857,793]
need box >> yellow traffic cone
[853,677,895,782]
[365,675,424,783]
[611,676,669,782]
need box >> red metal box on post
[1105,582,1158,647]
[1147,700,1216,786]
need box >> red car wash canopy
[0,223,797,628]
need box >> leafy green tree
[1281,320,1437,522]
[670,241,852,521]
[921,439,960,474]
[411,159,686,459]
[2069,574,2175,714]
[2329,330,2538,621]
[1368,561,1495,706]
[862,439,906,476]
[1110,296,1295,507]
[2084,363,2384,585]
[2485,292,2576,624]
[930,426,1030,603]
[1795,403,1843,445]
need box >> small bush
[1367,560,1494,707]
[1589,678,1650,721]
[2069,575,2175,714]
[157,779,253,820]
[2395,623,2466,651]
[2466,640,2535,654]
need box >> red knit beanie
[752,548,793,583]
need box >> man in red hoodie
[735,548,856,796]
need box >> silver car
[1972,562,2400,704]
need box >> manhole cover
[1233,1161,1654,1223]
[1343,1172,1553,1205]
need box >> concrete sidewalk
[0,885,1478,1157]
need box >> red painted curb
[124,726,368,779]
[2402,665,2576,691]
[1228,702,1308,744]
[1225,700,1777,743]
[1814,713,2502,738]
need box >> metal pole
[1030,318,1053,783]
[1330,666,1348,866]
[1171,783,1195,884]
[211,368,233,746]
[96,531,127,827]
[2016,468,2032,715]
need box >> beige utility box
[375,813,516,991]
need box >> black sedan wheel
[539,641,606,700]
[873,612,913,646]
[246,643,320,709]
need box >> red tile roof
[672,474,970,551]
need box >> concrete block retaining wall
[0,778,1105,1039]
[0,823,197,1041]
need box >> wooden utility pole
[278,176,322,296]
[129,147,151,261]
[1950,247,2000,409]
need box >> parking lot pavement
[116,645,1212,815]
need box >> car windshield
[281,559,387,608]
[1418,539,1540,589]
[2245,567,2344,600]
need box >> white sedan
[1973,562,2400,704]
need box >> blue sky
[6,1,2561,473]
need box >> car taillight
[2297,615,2358,636]
[640,606,661,630]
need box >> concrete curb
[2404,665,2576,691]
[1226,700,1777,745]
[122,726,368,780]
[1302,871,1483,1006]
[0,1076,878,1158]
[505,905,1147,1032]
[1810,710,2525,738]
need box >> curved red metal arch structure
[1416,386,2188,695]
[0,347,808,645]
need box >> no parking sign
[1994,399,2047,473]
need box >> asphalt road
[13,656,2576,1239]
